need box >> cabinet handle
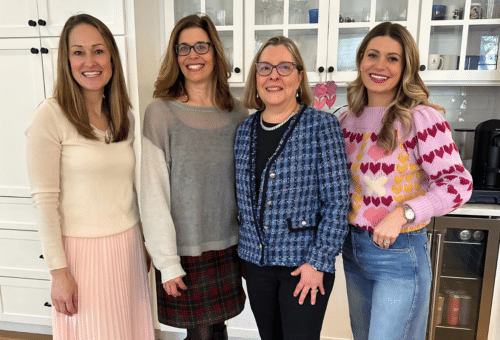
[31,48,39,54]
[318,66,325,73]
[419,65,426,71]
[38,19,47,26]
[41,47,49,54]
[44,302,52,307]
[28,20,37,27]
[328,66,334,72]
[234,67,241,74]
[39,254,44,259]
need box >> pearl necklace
[260,107,299,131]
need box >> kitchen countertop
[449,203,500,217]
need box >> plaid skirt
[155,245,246,329]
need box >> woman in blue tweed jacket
[234,36,350,340]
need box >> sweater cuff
[406,192,443,225]
[160,264,187,284]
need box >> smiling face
[256,44,303,112]
[68,24,112,98]
[177,27,214,86]
[360,36,404,107]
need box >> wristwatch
[402,204,415,223]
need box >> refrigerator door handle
[428,232,443,340]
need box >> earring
[256,93,259,98]
[296,89,300,98]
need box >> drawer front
[0,198,37,232]
[0,230,49,280]
[0,277,51,326]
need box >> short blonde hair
[242,36,312,110]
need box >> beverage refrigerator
[426,215,500,340]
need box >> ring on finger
[383,241,390,246]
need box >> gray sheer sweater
[140,99,248,283]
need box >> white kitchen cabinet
[163,0,245,82]
[418,0,500,85]
[246,0,419,84]
[0,36,126,198]
[0,0,124,38]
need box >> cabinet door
[244,0,330,83]
[0,277,51,326]
[428,216,500,340]
[164,0,244,82]
[418,0,500,84]
[326,0,420,84]
[0,38,45,197]
[0,0,39,38]
[37,0,125,36]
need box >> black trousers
[243,260,335,340]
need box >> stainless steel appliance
[426,216,500,340]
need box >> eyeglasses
[174,42,212,56]
[255,62,298,76]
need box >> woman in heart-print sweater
[338,22,472,340]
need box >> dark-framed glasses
[255,62,298,76]
[174,42,212,56]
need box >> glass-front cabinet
[245,0,419,83]
[426,216,500,340]
[163,0,244,82]
[419,0,500,84]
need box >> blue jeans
[342,226,432,340]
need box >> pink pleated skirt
[52,225,155,340]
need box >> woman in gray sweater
[140,14,247,340]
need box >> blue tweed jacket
[234,104,350,273]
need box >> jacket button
[263,226,269,229]
[301,220,307,226]
[270,173,276,179]
[266,200,272,205]
[258,244,263,249]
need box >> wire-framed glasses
[174,42,212,56]
[255,62,298,76]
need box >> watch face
[405,207,415,221]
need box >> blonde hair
[347,22,444,153]
[54,14,131,142]
[242,36,313,110]
[153,14,234,111]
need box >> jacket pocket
[286,213,320,232]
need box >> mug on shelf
[442,54,459,70]
[432,4,446,20]
[309,8,319,23]
[428,54,444,70]
[446,5,459,19]
[470,3,482,19]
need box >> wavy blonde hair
[54,14,131,142]
[242,36,313,110]
[347,22,444,153]
[153,14,234,111]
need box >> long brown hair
[153,14,234,111]
[242,35,313,110]
[54,14,131,142]
[347,22,444,153]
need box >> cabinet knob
[38,19,47,26]
[31,48,39,54]
[28,20,37,27]
[234,67,241,74]
[41,47,49,54]
[39,254,44,259]
[44,302,52,307]
[318,66,325,73]
[328,66,334,72]
[419,65,426,71]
